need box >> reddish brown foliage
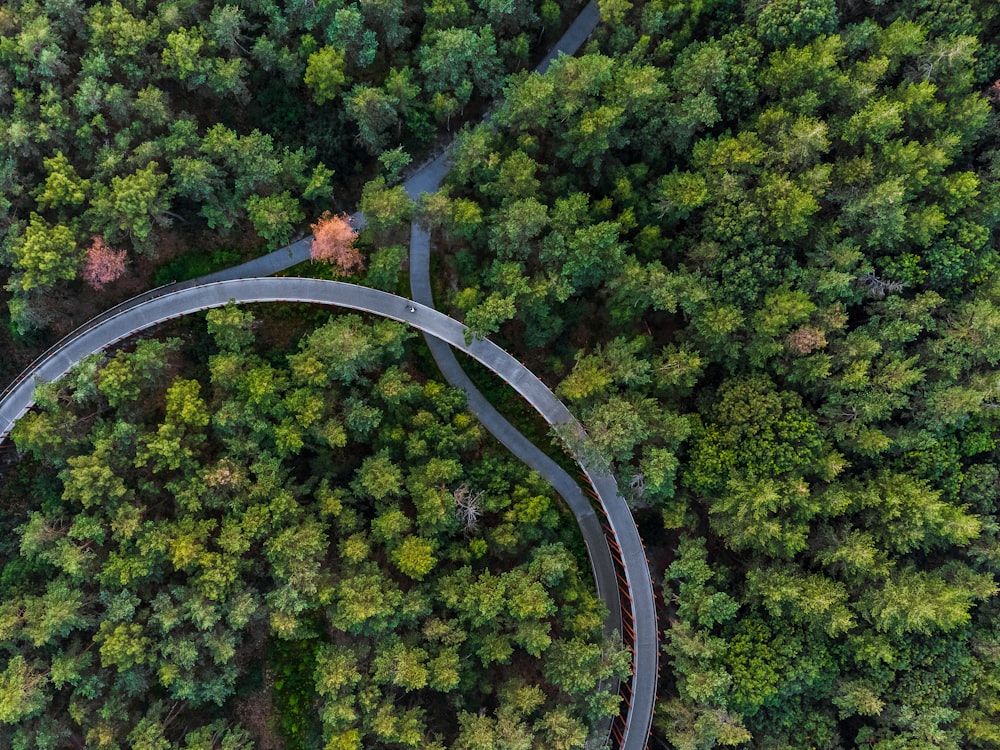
[82,236,127,291]
[786,326,827,355]
[988,79,1000,105]
[310,212,363,276]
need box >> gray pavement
[537,0,602,74]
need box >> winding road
[403,6,657,746]
[0,4,658,748]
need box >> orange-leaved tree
[310,212,363,276]
[82,236,127,291]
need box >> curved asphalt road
[0,4,657,748]
[0,280,592,439]
[404,4,627,635]
[405,7,658,749]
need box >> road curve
[0,280,595,441]
[164,1,603,285]
[403,5,658,749]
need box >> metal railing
[575,471,660,750]
[1,280,180,401]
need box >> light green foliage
[96,620,151,669]
[363,244,408,291]
[89,162,172,249]
[97,339,176,408]
[687,375,826,495]
[656,169,709,221]
[21,579,87,647]
[304,46,348,104]
[373,638,429,690]
[205,303,255,352]
[378,147,412,183]
[599,0,633,24]
[7,213,80,291]
[61,453,129,510]
[35,151,90,209]
[659,537,749,748]
[392,535,437,580]
[582,394,660,463]
[330,563,405,634]
[244,191,304,248]
[161,27,212,88]
[0,657,49,725]
[747,566,854,637]
[359,176,414,233]
[864,566,997,635]
[354,450,404,500]
[290,313,413,386]
[464,291,517,341]
[165,379,210,428]
[0,311,615,745]
[850,473,982,553]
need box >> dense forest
[0,0,579,337]
[5,0,1000,748]
[0,306,628,748]
[422,0,1000,747]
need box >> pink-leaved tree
[310,212,363,276]
[82,236,127,291]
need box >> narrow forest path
[0,4,658,748]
